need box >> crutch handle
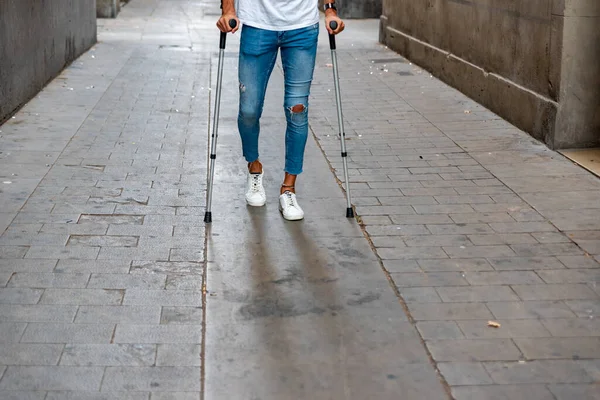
[328,21,337,50]
[219,19,238,49]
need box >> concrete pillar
[97,0,119,18]
[553,0,600,149]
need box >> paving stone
[25,246,100,260]
[0,288,43,304]
[165,275,202,290]
[564,300,600,318]
[45,392,150,400]
[389,214,454,224]
[377,196,437,206]
[358,215,392,225]
[75,306,161,324]
[541,318,600,337]
[404,235,471,247]
[468,233,537,245]
[437,286,519,302]
[60,344,156,366]
[511,243,583,257]
[87,274,167,289]
[156,344,201,366]
[381,259,422,273]
[489,257,565,270]
[414,205,475,214]
[0,391,46,400]
[484,360,594,384]
[512,284,598,301]
[20,323,114,344]
[434,195,494,204]
[514,337,600,359]
[400,287,442,303]
[438,362,493,385]
[393,272,469,287]
[548,383,600,400]
[55,260,131,273]
[79,215,144,225]
[459,384,553,400]
[114,324,202,343]
[107,225,173,237]
[0,344,63,365]
[366,225,430,236]
[355,205,415,215]
[408,303,493,321]
[160,307,203,325]
[427,339,522,361]
[40,289,124,305]
[97,247,170,261]
[122,290,201,306]
[487,301,576,319]
[416,321,464,339]
[150,393,200,400]
[531,232,571,243]
[444,245,516,258]
[0,246,29,258]
[0,366,104,391]
[68,236,139,247]
[40,223,108,235]
[377,246,448,259]
[465,271,543,285]
[417,258,493,272]
[537,269,600,284]
[457,320,551,339]
[7,273,90,288]
[489,222,557,233]
[169,248,203,262]
[101,367,201,391]
[426,224,493,235]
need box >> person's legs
[238,25,279,173]
[279,23,319,194]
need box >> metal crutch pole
[328,21,354,218]
[204,19,237,224]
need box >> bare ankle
[248,160,262,174]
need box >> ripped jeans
[237,23,319,175]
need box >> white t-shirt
[236,0,319,31]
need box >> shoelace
[250,174,262,193]
[283,191,296,208]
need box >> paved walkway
[0,0,599,399]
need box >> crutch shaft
[329,21,354,218]
[204,19,237,224]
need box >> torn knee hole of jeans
[288,104,306,113]
[239,82,246,93]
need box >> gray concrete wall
[380,0,600,149]
[0,0,97,124]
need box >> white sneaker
[245,171,266,206]
[279,191,304,221]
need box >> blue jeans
[238,23,319,175]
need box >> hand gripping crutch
[204,19,237,224]
[328,21,354,218]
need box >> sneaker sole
[246,197,266,207]
[279,206,304,221]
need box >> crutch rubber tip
[346,208,354,218]
[204,212,212,224]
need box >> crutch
[204,18,237,224]
[328,21,354,218]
